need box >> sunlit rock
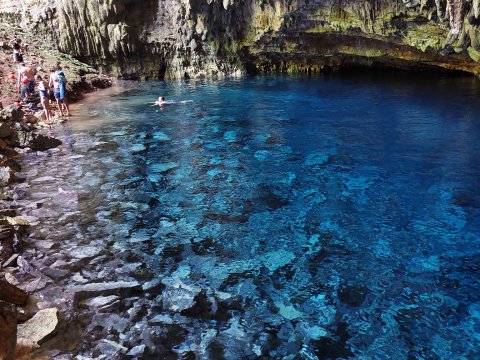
[17,308,58,344]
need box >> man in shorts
[17,63,34,95]
[49,65,70,117]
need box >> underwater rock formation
[2,0,480,78]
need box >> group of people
[12,37,70,122]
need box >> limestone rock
[162,284,199,312]
[79,295,119,308]
[2,0,480,79]
[72,281,141,302]
[94,339,127,356]
[17,308,58,344]
[68,245,102,259]
[28,134,62,152]
[127,344,145,357]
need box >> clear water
[20,74,480,359]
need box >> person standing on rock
[35,75,52,122]
[49,65,70,117]
[17,63,35,95]
[11,40,23,63]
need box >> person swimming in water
[152,96,166,106]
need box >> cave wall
[1,0,480,78]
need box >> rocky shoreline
[0,30,112,358]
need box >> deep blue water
[22,74,480,359]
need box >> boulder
[17,308,58,344]
[0,300,17,360]
[28,134,62,151]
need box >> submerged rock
[72,281,141,302]
[127,344,145,357]
[68,245,102,260]
[337,284,369,307]
[162,284,199,312]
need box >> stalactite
[435,0,444,19]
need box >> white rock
[17,308,58,344]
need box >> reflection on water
[21,74,480,358]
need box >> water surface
[21,74,480,359]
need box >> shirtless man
[49,66,70,117]
[152,96,166,106]
[17,63,35,95]
[35,75,52,122]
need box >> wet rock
[72,281,141,302]
[80,295,119,309]
[129,144,146,154]
[17,308,58,344]
[337,284,369,307]
[0,300,17,360]
[94,339,127,356]
[301,294,336,326]
[85,74,112,89]
[296,322,328,341]
[40,267,69,281]
[148,314,174,325]
[162,285,197,312]
[305,152,330,166]
[28,134,62,151]
[152,131,171,142]
[88,313,130,334]
[275,301,303,320]
[20,278,47,293]
[68,245,102,260]
[142,278,164,292]
[127,344,145,357]
[1,253,19,268]
[151,162,178,173]
[4,273,20,286]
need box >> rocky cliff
[1,0,480,78]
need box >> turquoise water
[22,74,480,358]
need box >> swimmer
[152,96,166,106]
